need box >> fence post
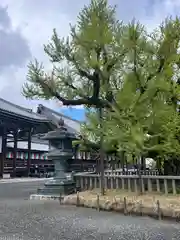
[114,196,117,210]
[134,178,138,193]
[76,191,80,207]
[127,178,131,192]
[110,177,114,189]
[156,178,160,193]
[94,177,97,189]
[115,177,119,189]
[164,179,168,195]
[80,177,84,190]
[139,200,143,216]
[123,197,127,215]
[122,178,125,190]
[59,193,62,205]
[97,194,100,211]
[89,177,93,190]
[172,179,177,195]
[147,178,152,192]
[157,200,161,220]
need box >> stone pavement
[0,177,53,184]
[0,181,179,239]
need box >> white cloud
[0,0,180,111]
[141,0,180,31]
[0,0,73,109]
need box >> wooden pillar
[1,126,7,178]
[141,156,146,170]
[27,128,32,176]
[96,155,100,174]
[13,130,18,177]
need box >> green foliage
[23,0,126,108]
[22,0,180,167]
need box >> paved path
[0,177,53,184]
[0,181,179,239]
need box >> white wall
[7,141,49,151]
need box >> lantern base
[36,178,76,196]
[30,194,63,201]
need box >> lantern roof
[42,118,76,140]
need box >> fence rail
[74,173,180,195]
[104,169,160,176]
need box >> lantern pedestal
[37,180,75,196]
[30,119,77,200]
[37,151,75,196]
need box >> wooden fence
[104,169,159,176]
[74,173,180,195]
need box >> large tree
[105,75,180,169]
[23,0,180,174]
[82,67,180,174]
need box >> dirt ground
[63,189,180,220]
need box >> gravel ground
[0,181,179,239]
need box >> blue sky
[59,107,85,122]
[0,0,180,116]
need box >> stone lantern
[36,118,76,196]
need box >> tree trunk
[99,107,105,196]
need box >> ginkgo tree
[104,74,180,171]
[23,0,129,195]
[23,0,180,175]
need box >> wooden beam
[27,128,32,176]
[7,138,28,143]
[1,126,7,177]
[13,130,18,177]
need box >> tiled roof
[0,98,81,133]
[37,104,81,133]
[0,98,48,122]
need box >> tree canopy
[23,0,180,173]
[23,0,125,108]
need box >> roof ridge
[0,97,32,112]
[38,104,82,123]
[0,98,48,121]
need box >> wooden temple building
[0,98,102,177]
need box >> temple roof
[0,98,81,134]
[37,104,81,134]
[0,98,48,122]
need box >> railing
[74,173,180,195]
[104,169,160,176]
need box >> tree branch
[92,69,100,99]
[139,57,165,95]
[66,53,96,81]
[40,79,110,107]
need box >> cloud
[0,1,71,109]
[0,29,30,70]
[0,6,10,28]
[0,0,179,112]
[0,6,30,72]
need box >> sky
[0,0,180,121]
